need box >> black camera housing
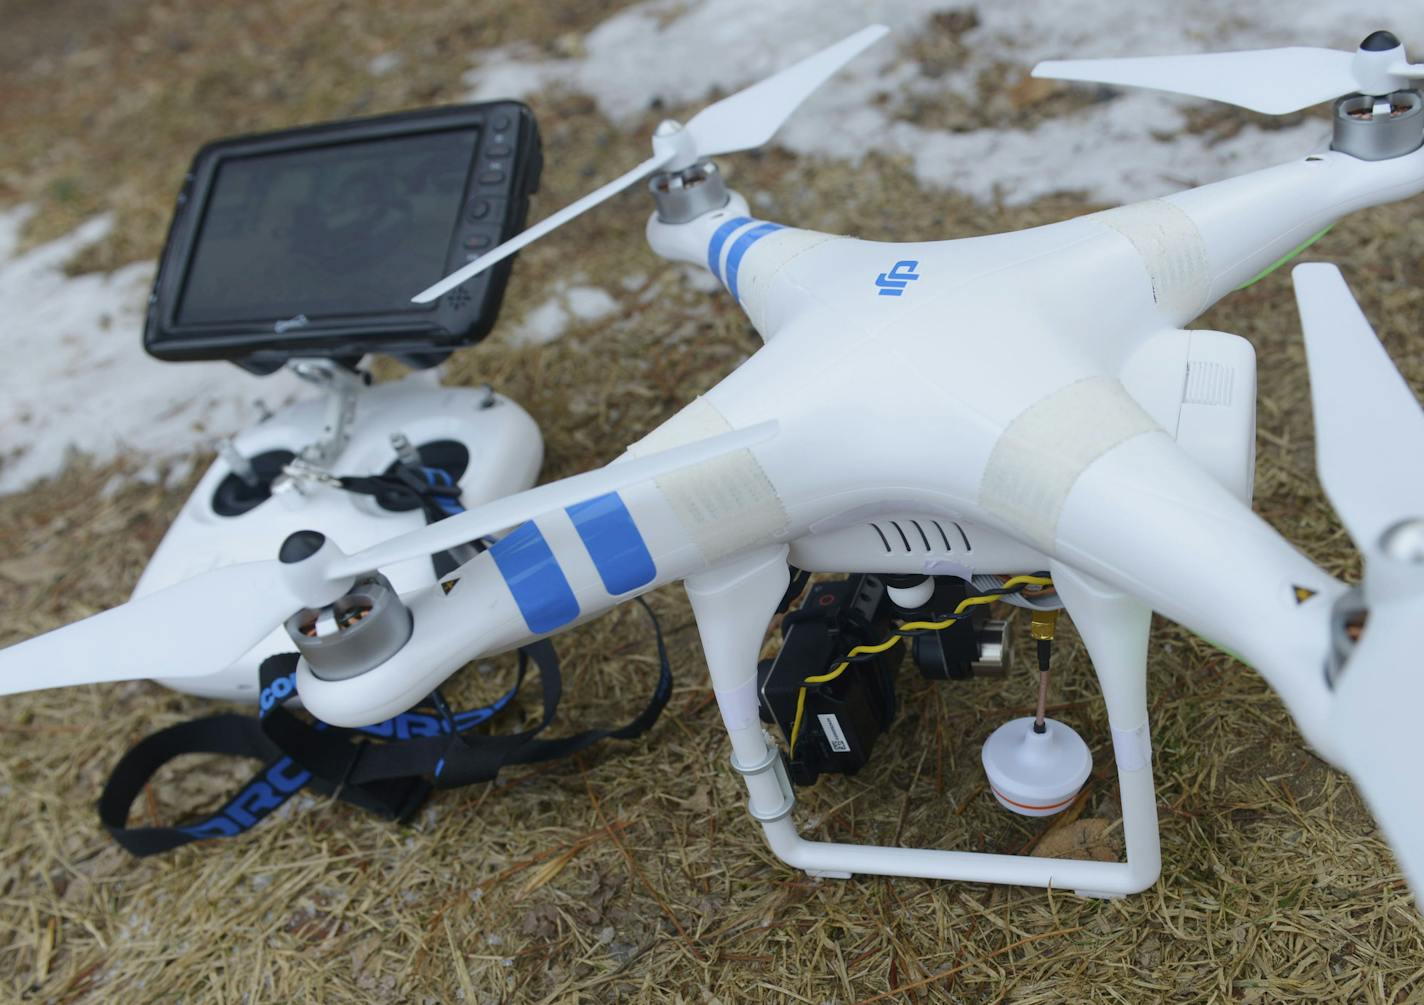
[758,575,902,786]
[901,577,999,680]
[758,573,1012,786]
[143,102,542,373]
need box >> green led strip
[1234,225,1333,291]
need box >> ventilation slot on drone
[1184,361,1233,407]
[868,519,970,554]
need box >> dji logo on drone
[875,260,920,297]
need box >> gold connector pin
[1029,608,1060,642]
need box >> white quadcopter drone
[8,25,1424,902]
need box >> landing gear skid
[687,548,1162,897]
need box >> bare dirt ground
[1,2,1423,1002]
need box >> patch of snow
[367,52,403,77]
[163,455,195,490]
[514,299,573,346]
[507,282,619,345]
[566,285,618,320]
[0,205,307,494]
[464,0,1421,205]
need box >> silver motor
[1332,90,1424,161]
[284,572,413,680]
[649,159,730,224]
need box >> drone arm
[645,197,846,342]
[1143,145,1424,319]
[646,194,746,267]
[296,412,792,725]
[295,557,530,726]
[1051,430,1342,759]
[297,510,702,727]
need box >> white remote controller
[134,364,542,701]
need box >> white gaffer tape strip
[1092,200,1210,320]
[627,397,788,563]
[739,230,839,338]
[1112,721,1153,774]
[978,376,1159,553]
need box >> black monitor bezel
[143,102,539,371]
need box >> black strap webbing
[99,599,671,857]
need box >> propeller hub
[1351,31,1417,98]
[276,529,357,609]
[651,119,699,173]
[1360,30,1401,53]
[279,529,328,563]
[1380,518,1424,563]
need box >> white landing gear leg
[684,547,818,864]
[1050,561,1163,899]
[686,550,1163,896]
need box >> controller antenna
[217,439,260,488]
[389,432,422,468]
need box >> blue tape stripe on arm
[725,223,784,302]
[489,521,580,633]
[706,216,752,281]
[566,492,657,595]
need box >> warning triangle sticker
[1292,585,1317,605]
[441,578,460,595]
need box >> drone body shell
[298,142,1424,747]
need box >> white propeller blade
[412,25,888,305]
[682,24,889,157]
[1330,598,1424,900]
[412,154,673,304]
[1293,262,1424,896]
[1033,47,1357,115]
[0,562,300,696]
[329,419,780,577]
[1292,263,1424,554]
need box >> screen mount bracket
[256,360,373,498]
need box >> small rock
[1031,817,1120,862]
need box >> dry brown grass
[3,3,1424,1002]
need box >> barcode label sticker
[817,714,851,753]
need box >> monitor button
[487,143,511,157]
[479,169,506,185]
[466,199,491,221]
[464,234,493,251]
[492,113,511,130]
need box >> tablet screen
[177,127,478,325]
